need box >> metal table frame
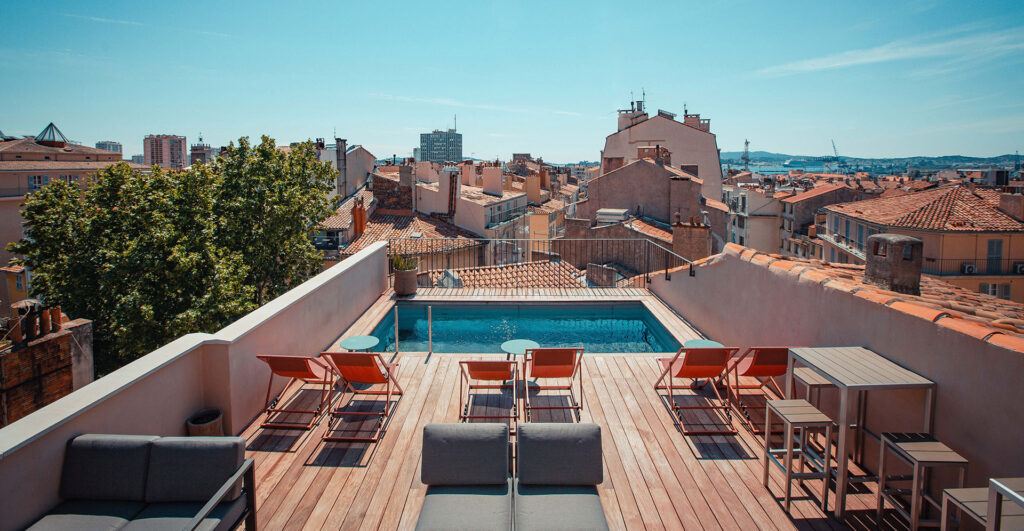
[784,347,936,520]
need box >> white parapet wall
[0,241,389,530]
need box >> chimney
[863,234,923,295]
[482,166,502,196]
[526,173,542,204]
[461,164,475,186]
[398,164,413,188]
[999,193,1024,220]
[335,138,347,196]
[539,169,550,189]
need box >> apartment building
[313,138,376,198]
[143,134,186,169]
[599,100,723,201]
[722,184,783,251]
[94,140,122,153]
[0,123,145,307]
[418,129,462,163]
[779,184,861,259]
[818,185,1024,302]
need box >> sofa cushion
[415,480,512,531]
[421,423,508,485]
[27,499,146,531]
[144,437,245,503]
[514,480,609,531]
[517,423,602,485]
[61,434,158,502]
[122,495,247,531]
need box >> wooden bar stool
[877,432,968,530]
[794,367,832,409]
[763,399,834,512]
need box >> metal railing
[922,258,1024,276]
[485,205,528,228]
[386,237,695,289]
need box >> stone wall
[372,174,413,211]
[0,319,91,427]
[671,224,711,261]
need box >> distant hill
[719,150,1020,168]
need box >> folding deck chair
[256,355,336,430]
[321,351,404,442]
[459,360,519,433]
[523,348,584,422]
[724,347,790,433]
[654,347,740,435]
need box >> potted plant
[392,254,419,296]
[186,408,224,436]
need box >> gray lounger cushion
[514,481,609,531]
[421,423,508,485]
[145,437,245,503]
[61,434,158,502]
[122,495,247,531]
[517,423,603,485]
[415,480,513,531]
[27,500,146,531]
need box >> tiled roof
[825,185,1024,231]
[424,260,583,288]
[626,218,672,243]
[782,184,843,204]
[707,243,1024,349]
[343,212,483,256]
[320,187,374,230]
[0,137,116,157]
[0,160,145,171]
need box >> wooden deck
[240,290,897,530]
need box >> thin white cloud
[61,12,233,38]
[62,13,142,26]
[368,92,585,117]
[758,26,1024,77]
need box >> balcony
[485,205,528,229]
[922,258,1024,276]
[0,184,30,198]
[1,242,1023,530]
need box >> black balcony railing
[386,237,695,289]
[922,258,1024,276]
[485,206,528,229]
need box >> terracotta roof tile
[625,218,672,243]
[320,188,375,230]
[825,185,1024,231]
[343,212,483,256]
[782,184,844,204]
[425,260,583,288]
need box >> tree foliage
[9,137,336,373]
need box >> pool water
[368,302,681,353]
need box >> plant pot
[186,408,224,436]
[394,269,418,296]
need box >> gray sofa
[415,422,607,531]
[28,434,256,531]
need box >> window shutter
[999,284,1011,300]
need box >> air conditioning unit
[961,263,978,275]
[1014,262,1024,275]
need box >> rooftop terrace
[1,240,1022,530]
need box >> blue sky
[1,0,1022,162]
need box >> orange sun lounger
[256,355,336,431]
[523,348,584,422]
[459,360,520,433]
[724,347,790,433]
[321,351,404,442]
[654,347,740,435]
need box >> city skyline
[1,1,1022,162]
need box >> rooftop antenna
[741,139,750,171]
[683,102,687,115]
[454,114,457,132]
[198,131,203,143]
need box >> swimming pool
[367,302,682,353]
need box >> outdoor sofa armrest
[185,458,256,531]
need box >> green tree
[9,138,336,372]
[214,137,335,305]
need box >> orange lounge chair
[654,347,740,435]
[459,360,520,433]
[256,355,336,431]
[321,351,404,442]
[724,347,789,433]
[523,348,584,422]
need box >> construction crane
[831,139,848,174]
[741,139,750,171]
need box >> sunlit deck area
[243,350,889,530]
[240,289,885,530]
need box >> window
[874,241,886,257]
[830,247,835,262]
[844,219,850,240]
[741,196,746,212]
[903,245,913,261]
[987,239,1003,274]
[737,217,745,229]
[831,216,838,235]
[28,175,49,189]
[739,236,745,245]
[15,274,24,291]
[981,283,1011,300]
[857,225,864,250]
